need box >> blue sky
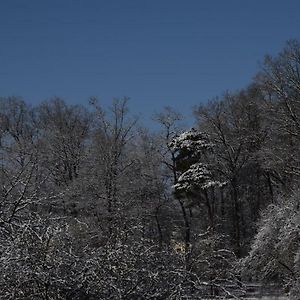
[1,0,300,125]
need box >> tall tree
[256,39,300,186]
[194,86,269,256]
[88,97,138,237]
[37,98,90,186]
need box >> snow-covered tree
[241,189,300,298]
[170,129,224,229]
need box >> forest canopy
[1,39,300,299]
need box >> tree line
[1,39,300,299]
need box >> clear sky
[1,0,300,125]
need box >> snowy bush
[241,190,300,298]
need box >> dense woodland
[1,40,300,299]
